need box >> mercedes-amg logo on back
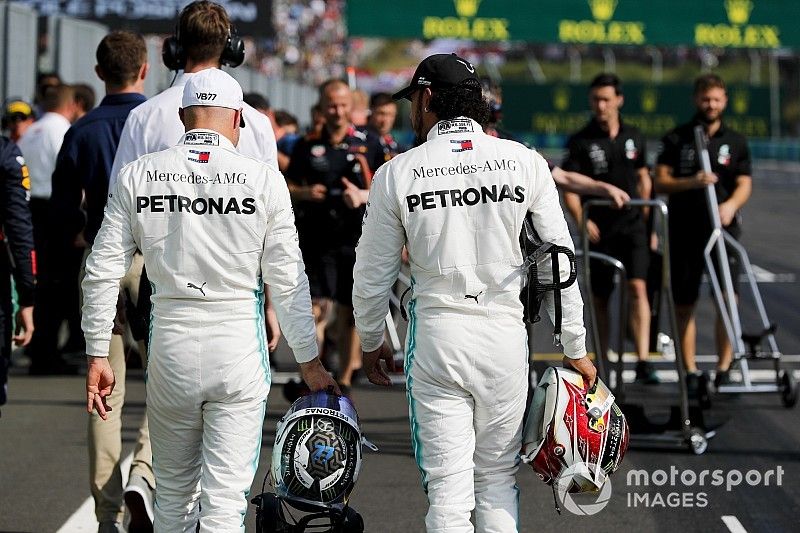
[187,282,207,296]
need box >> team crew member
[475,79,631,207]
[352,53,595,532]
[655,74,752,388]
[285,79,383,392]
[83,69,338,532]
[47,31,150,532]
[106,2,282,523]
[562,73,657,384]
[367,92,404,164]
[109,1,278,189]
[0,137,35,413]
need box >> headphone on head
[162,3,245,71]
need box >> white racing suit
[353,117,586,532]
[82,129,317,532]
[90,69,279,527]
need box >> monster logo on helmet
[254,392,375,532]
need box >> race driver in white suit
[100,3,282,526]
[352,53,597,533]
[83,69,338,532]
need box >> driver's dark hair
[429,79,490,129]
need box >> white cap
[182,68,244,113]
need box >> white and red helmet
[521,366,629,492]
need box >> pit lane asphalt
[1,188,798,533]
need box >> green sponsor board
[501,83,771,138]
[347,0,800,49]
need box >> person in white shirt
[17,84,76,197]
[17,83,78,375]
[108,3,277,188]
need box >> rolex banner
[500,82,771,138]
[347,0,800,49]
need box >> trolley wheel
[697,372,712,410]
[688,428,708,455]
[780,371,798,408]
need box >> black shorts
[670,228,741,306]
[589,219,650,299]
[303,246,356,307]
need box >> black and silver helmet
[271,392,363,512]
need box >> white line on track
[55,373,294,531]
[533,353,800,363]
[699,264,796,283]
[618,369,800,383]
[749,264,796,283]
[722,515,749,533]
[57,452,133,533]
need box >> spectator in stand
[268,0,347,84]
[2,100,36,142]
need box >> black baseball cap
[392,53,479,101]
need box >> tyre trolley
[582,198,715,454]
[694,126,797,408]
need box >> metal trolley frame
[582,198,713,454]
[694,126,796,408]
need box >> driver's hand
[563,355,597,389]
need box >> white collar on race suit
[426,117,483,142]
[180,128,236,151]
